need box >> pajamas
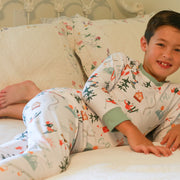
[0,52,179,179]
[0,88,126,179]
[82,53,180,135]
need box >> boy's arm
[159,90,180,152]
[116,120,172,157]
[82,53,129,130]
[82,52,171,156]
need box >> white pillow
[42,16,75,50]
[73,14,113,76]
[0,23,85,90]
[73,14,180,83]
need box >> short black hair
[144,10,180,43]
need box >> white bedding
[0,119,180,180]
[47,143,180,180]
[0,13,180,180]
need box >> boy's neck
[139,64,166,86]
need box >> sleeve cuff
[102,107,130,132]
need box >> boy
[0,10,179,179]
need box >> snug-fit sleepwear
[0,52,179,179]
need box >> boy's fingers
[156,146,172,156]
[150,147,161,157]
[147,146,172,157]
[0,100,6,108]
[166,135,176,148]
[134,145,156,155]
[0,91,6,96]
[133,145,149,154]
[141,146,149,154]
[161,134,169,145]
[133,145,172,157]
[171,136,180,151]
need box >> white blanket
[47,144,180,180]
[0,120,179,180]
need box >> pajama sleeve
[163,89,180,126]
[82,52,130,131]
[153,87,180,140]
[162,87,180,126]
[167,102,180,126]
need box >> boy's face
[141,25,180,82]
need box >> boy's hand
[161,124,180,151]
[116,120,172,157]
[127,128,172,157]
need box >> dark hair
[144,10,180,43]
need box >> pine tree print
[89,113,99,123]
[1,153,15,160]
[144,81,151,88]
[105,81,110,90]
[16,131,28,140]
[59,156,69,172]
[44,121,57,134]
[83,86,97,102]
[88,73,98,82]
[129,60,136,67]
[73,94,81,103]
[171,88,180,95]
[117,77,131,92]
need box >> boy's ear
[140,36,148,52]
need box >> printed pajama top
[82,52,180,137]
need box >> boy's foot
[0,80,41,108]
[0,103,26,119]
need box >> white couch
[0,14,180,180]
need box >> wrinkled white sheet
[0,119,179,180]
[47,142,180,180]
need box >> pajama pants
[0,88,127,180]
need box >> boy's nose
[162,49,173,60]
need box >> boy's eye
[157,43,164,47]
[175,48,180,52]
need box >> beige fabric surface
[0,14,180,180]
[0,23,85,90]
[47,143,180,180]
[73,14,180,83]
[0,119,179,180]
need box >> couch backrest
[0,22,85,90]
[72,14,180,84]
[0,13,179,92]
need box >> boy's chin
[153,73,167,82]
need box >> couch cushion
[0,23,85,90]
[73,14,180,83]
[0,119,25,145]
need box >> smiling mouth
[157,61,172,68]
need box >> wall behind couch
[133,0,179,14]
[0,0,179,28]
[142,0,180,13]
[111,0,180,19]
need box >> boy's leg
[0,131,28,160]
[0,103,26,120]
[0,80,41,119]
[0,89,79,179]
[0,80,41,108]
